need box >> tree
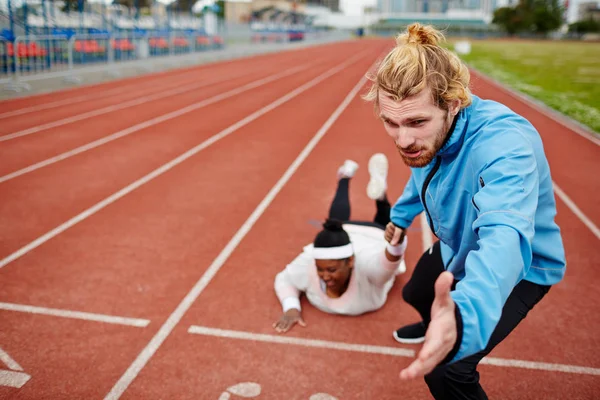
[112,0,153,12]
[493,0,565,35]
[167,0,197,13]
[530,0,563,34]
[569,18,600,34]
[492,7,520,35]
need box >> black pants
[328,178,390,228]
[403,241,551,400]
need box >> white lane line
[0,67,262,142]
[103,54,375,400]
[188,326,415,357]
[0,85,162,120]
[479,356,600,376]
[0,63,311,184]
[0,302,150,327]
[0,62,245,120]
[0,51,368,271]
[553,181,600,241]
[188,325,600,376]
[420,212,433,252]
[0,347,24,371]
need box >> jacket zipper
[472,176,485,212]
[421,156,442,235]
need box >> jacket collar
[437,98,474,158]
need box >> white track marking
[103,55,374,400]
[188,326,600,376]
[0,347,31,389]
[0,347,24,371]
[0,51,368,271]
[0,302,150,327]
[0,62,256,120]
[224,382,261,397]
[479,356,600,376]
[0,84,165,120]
[188,326,415,358]
[420,212,433,252]
[0,63,311,184]
[0,67,272,142]
[0,370,31,388]
[553,181,600,240]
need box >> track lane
[0,41,354,113]
[0,46,357,177]
[0,42,356,135]
[0,42,382,314]
[0,44,374,261]
[114,333,599,400]
[0,66,308,176]
[0,41,385,400]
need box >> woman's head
[313,219,354,292]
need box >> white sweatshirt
[274,223,406,316]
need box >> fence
[1,31,225,92]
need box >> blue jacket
[390,95,566,363]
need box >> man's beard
[397,116,451,168]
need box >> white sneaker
[337,159,359,179]
[367,153,388,200]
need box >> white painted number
[0,347,31,389]
[219,382,338,399]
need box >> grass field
[449,39,600,133]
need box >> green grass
[448,40,600,133]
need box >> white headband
[312,243,354,260]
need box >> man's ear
[449,98,461,117]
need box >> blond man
[364,24,566,399]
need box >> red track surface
[0,38,598,400]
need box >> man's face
[378,89,456,168]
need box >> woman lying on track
[272,154,408,333]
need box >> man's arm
[391,173,424,231]
[400,132,540,378]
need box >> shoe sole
[367,153,388,200]
[392,330,425,344]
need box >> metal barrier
[0,28,341,94]
[0,37,11,86]
[3,35,72,91]
[1,31,229,92]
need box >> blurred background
[1,0,598,131]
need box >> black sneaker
[393,321,426,344]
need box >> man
[363,23,566,398]
[273,154,408,333]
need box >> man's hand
[273,309,306,333]
[400,271,457,380]
[385,222,405,245]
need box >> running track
[0,38,598,399]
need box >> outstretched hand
[273,309,306,333]
[385,222,405,245]
[400,271,457,380]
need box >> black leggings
[328,178,390,229]
[403,241,551,400]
